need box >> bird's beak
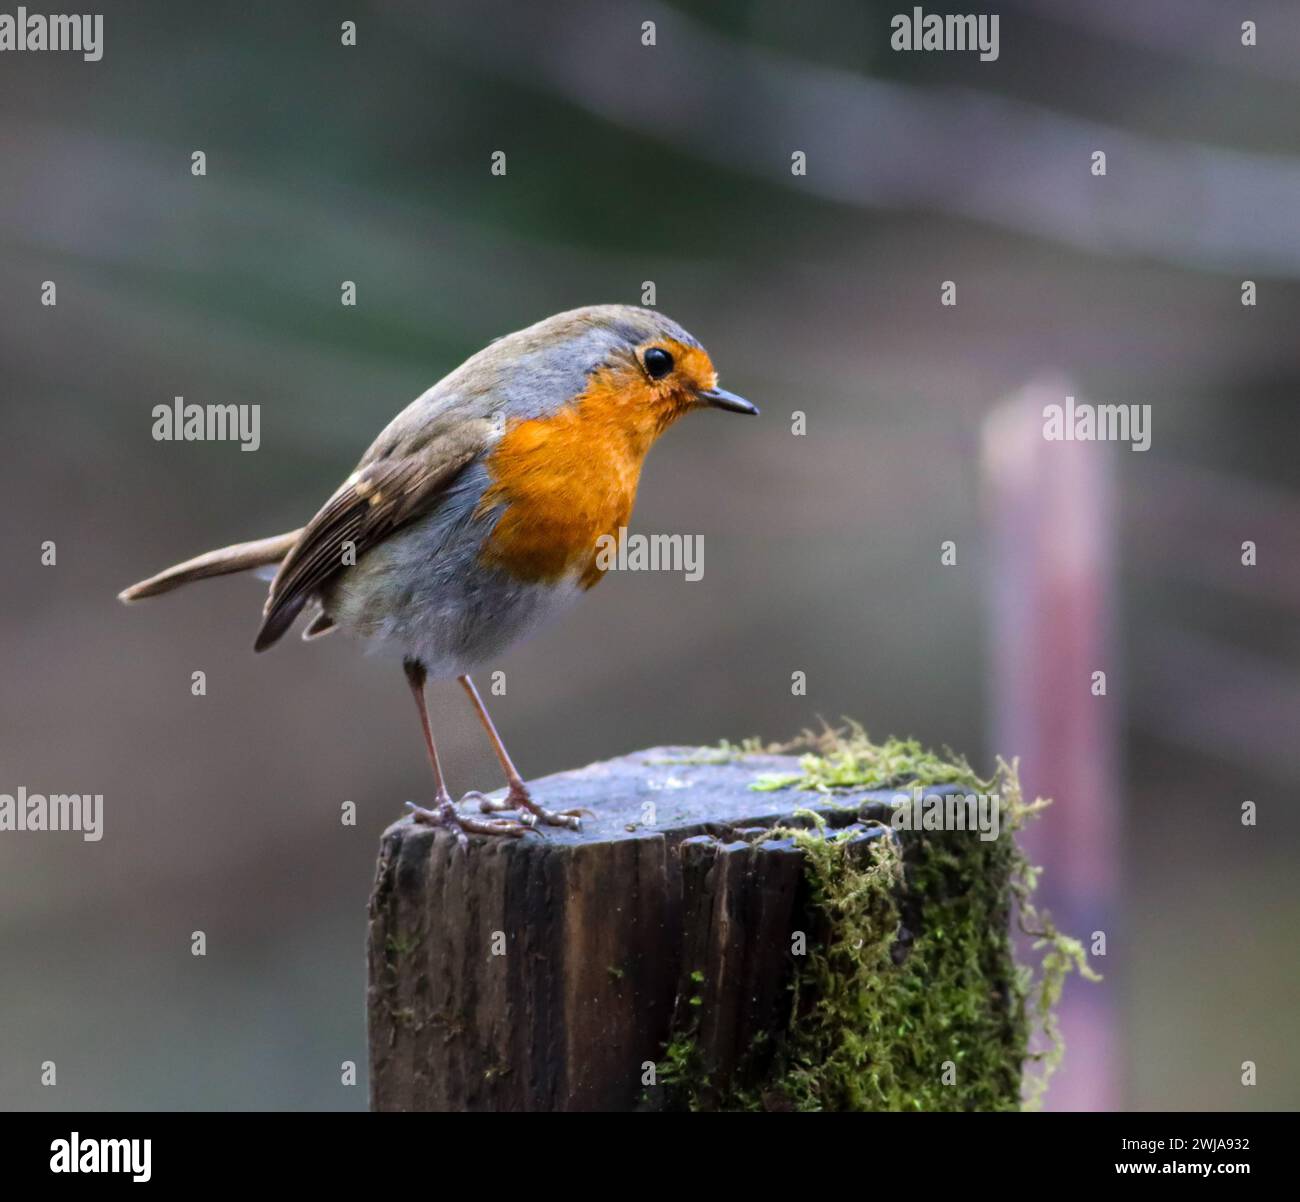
[698,386,759,416]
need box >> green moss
[646,738,770,766]
[656,971,709,1110]
[659,722,1099,1111]
[385,932,418,958]
[752,721,982,794]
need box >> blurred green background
[1,0,1297,1110]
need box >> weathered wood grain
[366,746,1003,1111]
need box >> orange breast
[476,360,692,589]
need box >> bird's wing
[254,414,495,651]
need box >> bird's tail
[117,529,303,602]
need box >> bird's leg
[401,658,534,849]
[457,673,588,831]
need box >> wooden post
[983,381,1121,1111]
[367,747,1024,1112]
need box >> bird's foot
[404,799,535,851]
[463,783,589,831]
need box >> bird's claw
[404,799,536,849]
[462,787,586,831]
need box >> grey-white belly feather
[319,463,582,678]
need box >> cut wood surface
[366,746,1010,1112]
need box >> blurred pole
[982,380,1121,1111]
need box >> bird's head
[580,305,757,437]
[481,305,757,452]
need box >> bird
[118,304,758,846]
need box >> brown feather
[253,420,493,651]
[118,530,303,602]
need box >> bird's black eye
[643,347,674,380]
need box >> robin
[119,305,757,846]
